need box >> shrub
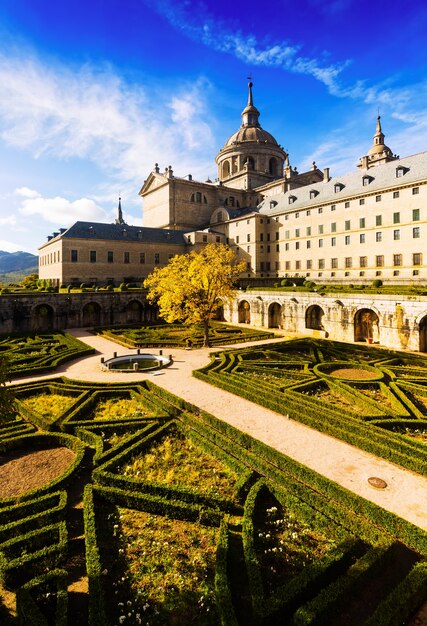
[372,279,383,288]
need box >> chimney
[361,155,369,169]
[323,167,330,182]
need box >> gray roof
[52,221,189,244]
[258,151,427,216]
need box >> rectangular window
[260,233,264,242]
[330,204,336,211]
[285,243,289,251]
[318,239,323,247]
[275,232,279,240]
[285,261,290,270]
[413,187,419,195]
[394,229,400,240]
[306,210,311,216]
[393,191,399,199]
[295,260,301,270]
[345,201,350,208]
[267,233,270,242]
[359,218,365,228]
[413,227,420,238]
[360,256,367,268]
[331,222,336,233]
[331,237,336,247]
[318,207,323,214]
[360,233,365,243]
[276,244,280,252]
[393,212,400,224]
[139,252,145,264]
[318,224,324,234]
[247,234,250,242]
[345,257,352,268]
[413,253,422,266]
[376,232,382,242]
[71,249,78,263]
[295,229,300,237]
[345,220,350,230]
[376,255,384,267]
[154,253,160,264]
[236,235,240,244]
[306,227,311,236]
[295,242,300,250]
[359,198,365,205]
[107,251,114,263]
[318,259,325,269]
[306,241,311,249]
[285,230,290,239]
[90,250,97,263]
[202,234,208,242]
[306,260,312,269]
[393,254,402,266]
[124,252,130,264]
[376,195,381,202]
[376,215,382,226]
[345,235,350,245]
[413,209,420,221]
[331,258,338,269]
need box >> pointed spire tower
[215,81,286,189]
[358,115,397,169]
[115,197,126,225]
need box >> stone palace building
[28,83,427,352]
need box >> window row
[70,250,172,265]
[284,227,420,249]
[284,253,422,271]
[40,251,61,265]
[285,192,420,216]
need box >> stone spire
[241,81,261,127]
[115,197,126,225]
[358,115,397,169]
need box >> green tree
[144,244,245,347]
[0,356,15,422]
[19,273,39,289]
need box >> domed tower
[216,82,287,190]
[358,115,398,169]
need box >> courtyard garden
[195,338,427,478]
[0,333,94,378]
[94,321,275,349]
[0,365,426,625]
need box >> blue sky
[0,0,426,254]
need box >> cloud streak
[0,53,215,187]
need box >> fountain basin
[101,353,171,372]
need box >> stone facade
[224,291,427,352]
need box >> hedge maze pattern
[95,322,274,349]
[1,333,94,378]
[0,374,426,625]
[195,338,427,478]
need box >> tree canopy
[144,244,245,347]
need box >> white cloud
[0,240,24,253]
[0,215,17,227]
[15,187,41,199]
[18,193,108,225]
[0,54,215,186]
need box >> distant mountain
[0,250,38,273]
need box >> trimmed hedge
[15,568,68,626]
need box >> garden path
[11,328,427,531]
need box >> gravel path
[11,328,427,531]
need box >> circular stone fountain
[101,353,172,372]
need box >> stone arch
[268,302,282,328]
[126,299,143,324]
[238,300,251,324]
[143,302,158,322]
[222,160,231,178]
[82,302,101,327]
[31,304,55,332]
[269,157,278,176]
[305,305,324,330]
[419,315,427,352]
[354,308,379,343]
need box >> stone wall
[0,291,158,334]
[227,291,427,352]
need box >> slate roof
[258,151,427,216]
[47,221,189,245]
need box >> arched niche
[354,308,379,343]
[31,304,55,332]
[82,302,101,327]
[268,302,282,328]
[305,305,324,331]
[238,300,251,324]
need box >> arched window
[222,161,230,178]
[269,157,277,176]
[245,156,255,170]
[305,305,324,330]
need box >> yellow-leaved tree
[144,243,245,347]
